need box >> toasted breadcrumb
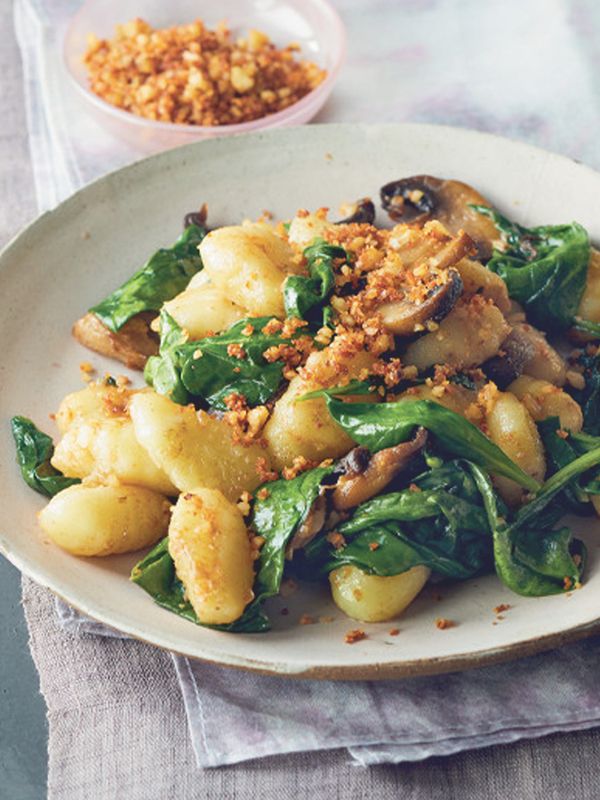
[227,343,247,360]
[280,578,299,597]
[255,456,279,483]
[435,617,456,630]
[84,19,326,127]
[299,614,315,625]
[345,629,367,644]
[282,455,318,480]
[326,531,346,550]
[236,490,252,516]
[388,628,400,636]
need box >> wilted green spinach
[145,311,311,409]
[90,223,206,332]
[324,397,540,490]
[283,239,344,326]
[472,205,590,332]
[10,417,79,497]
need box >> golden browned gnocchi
[575,248,600,333]
[51,417,177,495]
[54,383,130,434]
[287,211,335,248]
[199,223,300,317]
[404,297,509,371]
[163,286,245,340]
[483,388,546,505]
[329,565,430,622]
[515,323,567,386]
[168,488,254,625]
[508,375,583,432]
[38,483,170,556]
[129,391,268,500]
[264,334,377,468]
[454,257,511,313]
[395,382,477,418]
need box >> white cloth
[15,0,600,769]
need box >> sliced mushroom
[72,311,159,370]
[380,175,499,260]
[514,323,567,386]
[454,257,511,314]
[183,203,208,229]
[286,492,328,559]
[332,428,428,511]
[336,198,376,225]
[378,268,463,336]
[482,327,537,388]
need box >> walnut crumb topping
[345,629,367,644]
[83,18,326,127]
[435,618,456,630]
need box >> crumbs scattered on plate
[345,629,367,644]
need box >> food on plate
[13,177,600,633]
[83,18,326,127]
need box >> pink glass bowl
[63,0,346,153]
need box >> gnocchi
[264,335,377,468]
[163,286,245,339]
[199,224,300,317]
[287,212,335,248]
[404,298,509,371]
[168,488,254,625]
[130,391,268,499]
[508,375,583,432]
[329,565,431,622]
[484,388,546,505]
[38,483,170,557]
[51,417,177,495]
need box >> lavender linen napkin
[55,600,600,768]
[16,0,600,769]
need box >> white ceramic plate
[2,123,600,679]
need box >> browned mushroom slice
[380,175,499,260]
[379,268,463,336]
[336,198,376,225]
[332,428,427,512]
[482,327,537,389]
[513,323,567,386]
[72,311,159,370]
[183,203,208,230]
[285,492,328,559]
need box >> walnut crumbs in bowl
[63,0,345,152]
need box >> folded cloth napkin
[15,0,600,770]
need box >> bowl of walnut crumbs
[63,0,345,152]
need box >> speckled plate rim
[3,122,600,680]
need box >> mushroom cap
[336,198,376,225]
[482,327,537,388]
[378,268,463,337]
[380,175,499,260]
